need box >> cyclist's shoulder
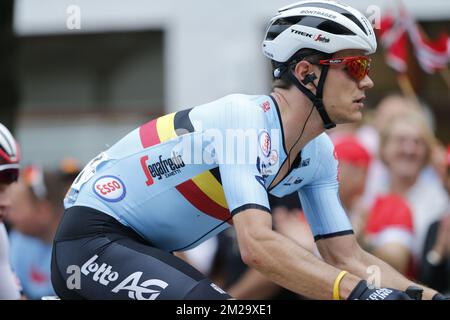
[216,93,266,112]
[301,133,337,180]
[193,94,267,125]
[229,94,268,120]
[306,132,334,156]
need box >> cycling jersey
[64,94,352,252]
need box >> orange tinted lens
[347,58,369,81]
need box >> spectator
[361,95,421,206]
[364,194,414,275]
[358,94,420,157]
[7,164,75,299]
[374,112,448,276]
[419,145,450,293]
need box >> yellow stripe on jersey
[192,172,228,209]
[156,112,177,142]
[156,110,228,210]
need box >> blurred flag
[398,1,450,74]
[412,31,450,74]
[378,13,408,73]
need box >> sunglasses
[0,168,19,184]
[318,56,371,81]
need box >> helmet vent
[266,17,303,41]
[313,17,355,35]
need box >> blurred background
[0,0,448,167]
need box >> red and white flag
[378,13,409,73]
[413,31,449,73]
[399,3,450,73]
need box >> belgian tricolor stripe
[139,110,232,223]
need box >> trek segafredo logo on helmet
[314,34,330,43]
[93,175,126,202]
[291,28,313,39]
[291,28,330,43]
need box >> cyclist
[0,123,21,299]
[51,0,446,300]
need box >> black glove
[432,293,450,300]
[348,280,412,300]
[405,286,423,300]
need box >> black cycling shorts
[51,206,231,300]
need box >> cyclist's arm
[317,234,439,299]
[233,208,361,299]
[372,242,411,274]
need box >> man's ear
[294,60,317,90]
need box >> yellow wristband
[333,271,348,300]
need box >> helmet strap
[282,65,336,130]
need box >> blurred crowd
[0,93,449,300]
[0,154,79,299]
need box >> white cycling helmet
[0,123,20,184]
[262,0,377,63]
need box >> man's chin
[334,113,363,125]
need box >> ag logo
[93,175,126,202]
[259,130,271,157]
[111,272,169,300]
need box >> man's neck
[271,89,325,156]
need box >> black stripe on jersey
[174,217,232,252]
[209,167,222,184]
[313,230,354,242]
[269,95,288,157]
[174,108,195,136]
[231,204,271,216]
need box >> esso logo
[93,176,126,202]
[259,131,271,157]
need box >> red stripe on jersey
[139,119,160,148]
[176,180,232,224]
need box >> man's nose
[359,75,374,89]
